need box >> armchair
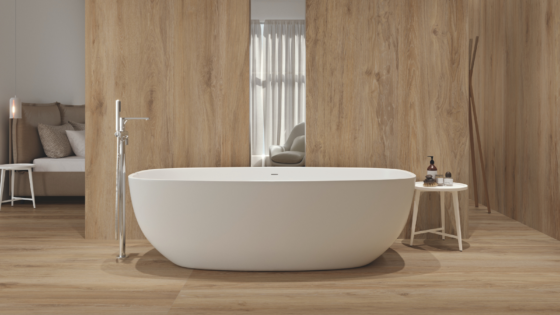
[269,122,306,167]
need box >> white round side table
[410,181,468,251]
[0,164,36,210]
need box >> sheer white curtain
[250,20,306,160]
[250,20,264,157]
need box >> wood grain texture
[85,0,250,239]
[306,0,470,239]
[3,200,560,314]
[468,0,560,240]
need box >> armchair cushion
[269,145,284,157]
[290,135,306,152]
[283,122,305,150]
[270,151,305,164]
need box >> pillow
[270,151,305,164]
[57,103,85,124]
[290,135,306,152]
[13,103,61,163]
[66,130,86,157]
[38,123,74,158]
[68,120,85,131]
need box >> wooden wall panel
[307,0,470,239]
[469,0,560,240]
[85,0,250,239]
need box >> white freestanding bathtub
[129,167,416,271]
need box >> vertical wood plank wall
[469,0,560,240]
[86,0,471,240]
[307,0,470,238]
[85,0,250,239]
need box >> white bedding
[32,156,85,172]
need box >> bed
[10,102,85,196]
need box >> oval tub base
[129,167,415,272]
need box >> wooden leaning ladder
[469,36,491,214]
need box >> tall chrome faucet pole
[115,101,121,241]
[115,100,148,259]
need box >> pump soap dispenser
[427,156,438,179]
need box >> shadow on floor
[402,238,471,251]
[119,247,441,283]
[34,196,86,204]
[100,249,194,279]
[72,224,86,239]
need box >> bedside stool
[410,181,468,251]
[0,164,36,210]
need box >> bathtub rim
[128,167,417,183]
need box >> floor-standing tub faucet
[114,100,148,259]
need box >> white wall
[0,0,16,166]
[251,0,305,21]
[0,0,85,165]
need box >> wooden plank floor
[1,199,559,314]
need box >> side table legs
[28,169,36,209]
[452,191,463,252]
[440,191,445,240]
[410,189,463,251]
[11,170,14,206]
[0,168,36,209]
[0,170,4,211]
[410,190,421,246]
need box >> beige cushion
[68,120,85,131]
[270,151,305,164]
[57,103,85,124]
[13,103,61,163]
[38,123,75,158]
[290,135,306,152]
[66,130,86,157]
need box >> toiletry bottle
[427,156,438,179]
[444,172,453,186]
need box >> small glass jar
[444,172,453,186]
[436,175,444,186]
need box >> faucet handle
[122,117,149,126]
[123,117,149,121]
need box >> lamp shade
[9,95,21,119]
